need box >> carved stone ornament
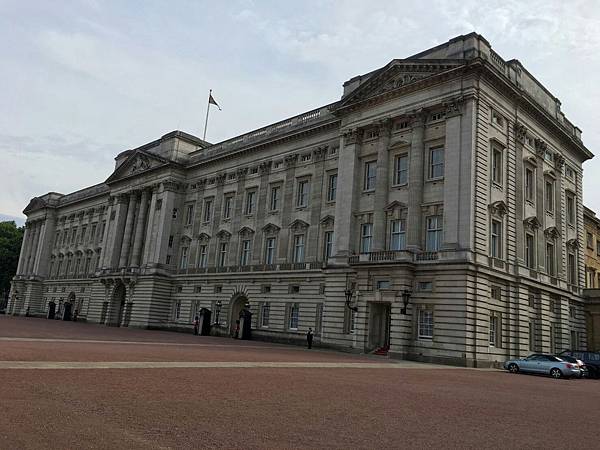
[180,235,192,244]
[217,229,232,241]
[514,122,527,144]
[289,219,310,232]
[443,96,464,117]
[319,215,335,228]
[566,238,581,249]
[262,223,281,235]
[384,200,408,212]
[238,226,255,238]
[534,138,547,158]
[284,153,298,168]
[342,128,363,146]
[488,200,508,217]
[236,167,249,179]
[312,146,328,161]
[197,178,207,188]
[544,226,561,240]
[554,154,565,170]
[129,154,150,174]
[523,216,541,231]
[198,233,211,243]
[216,173,227,186]
[259,160,273,174]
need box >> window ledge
[362,189,375,194]
[426,177,444,183]
[392,183,408,189]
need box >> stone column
[406,113,426,251]
[152,181,178,266]
[534,139,546,270]
[333,128,362,258]
[279,156,297,261]
[119,192,138,268]
[16,224,31,275]
[372,120,392,252]
[26,222,41,274]
[141,186,159,266]
[130,189,150,267]
[442,98,465,249]
[102,195,128,270]
[33,216,57,277]
[253,163,272,264]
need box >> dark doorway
[368,303,391,351]
[107,282,126,327]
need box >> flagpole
[203,89,211,141]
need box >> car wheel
[550,368,563,379]
[508,363,519,374]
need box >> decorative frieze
[342,128,363,146]
[488,200,508,217]
[534,138,548,158]
[443,96,464,117]
[514,122,528,144]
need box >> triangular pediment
[320,215,335,227]
[289,219,310,232]
[384,201,407,212]
[105,150,171,184]
[23,197,48,214]
[337,59,464,109]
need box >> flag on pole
[208,92,221,110]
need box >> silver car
[503,353,581,379]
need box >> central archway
[229,294,247,337]
[107,281,126,327]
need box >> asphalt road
[1,316,598,450]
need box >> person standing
[193,315,199,335]
[306,327,314,349]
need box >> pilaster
[372,120,392,252]
[406,113,426,251]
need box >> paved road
[1,316,598,449]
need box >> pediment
[23,197,48,214]
[105,150,171,184]
[320,215,335,227]
[238,226,255,238]
[385,201,407,212]
[524,216,541,230]
[337,59,464,109]
[544,226,561,240]
[289,219,310,232]
[198,233,211,243]
[488,200,508,217]
[262,223,281,234]
[217,229,232,240]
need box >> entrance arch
[229,294,248,337]
[107,281,126,327]
[63,292,75,321]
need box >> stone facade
[9,33,594,366]
[583,207,600,350]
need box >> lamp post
[345,287,357,312]
[400,290,412,315]
[214,300,222,326]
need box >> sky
[2,0,600,225]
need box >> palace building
[9,33,593,366]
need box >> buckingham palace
[9,33,593,367]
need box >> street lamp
[214,300,222,326]
[345,287,358,312]
[400,290,412,315]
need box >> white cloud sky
[2,0,600,222]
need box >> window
[565,166,574,180]
[180,247,188,269]
[525,168,534,202]
[198,246,208,268]
[80,226,87,244]
[245,191,256,215]
[490,220,502,258]
[240,239,251,266]
[99,221,106,242]
[288,303,299,329]
[290,285,300,294]
[218,242,228,267]
[165,255,171,265]
[546,242,555,276]
[296,180,309,207]
[71,227,77,244]
[492,146,503,184]
[301,153,311,162]
[544,150,554,163]
[261,284,271,293]
[360,223,373,253]
[550,323,556,354]
[390,219,406,250]
[223,195,233,220]
[491,286,501,300]
[429,147,444,178]
[491,110,504,127]
[265,237,276,265]
[173,299,181,320]
[566,193,575,225]
[168,235,174,248]
[364,161,377,190]
[568,252,576,284]
[327,173,337,202]
[426,216,443,252]
[203,199,213,222]
[172,208,178,219]
[525,233,535,268]
[545,180,554,213]
[418,309,433,339]
[214,285,222,293]
[185,204,194,225]
[261,303,270,327]
[90,224,97,243]
[323,231,334,260]
[293,234,305,263]
[394,154,409,185]
[377,280,391,290]
[269,186,280,211]
[587,232,594,249]
[418,281,433,291]
[315,303,323,334]
[571,330,578,351]
[596,240,600,256]
[489,315,499,347]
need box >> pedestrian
[307,327,314,349]
[233,319,240,339]
[193,315,199,335]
